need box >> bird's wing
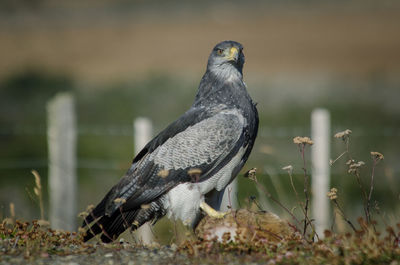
[99,106,246,217]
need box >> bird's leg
[200,202,227,219]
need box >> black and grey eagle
[82,40,259,242]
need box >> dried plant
[327,188,357,232]
[330,129,352,165]
[31,170,45,221]
[293,136,313,237]
[244,168,301,228]
[366,151,384,227]
[332,129,385,229]
[282,164,316,240]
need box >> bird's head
[207,40,245,78]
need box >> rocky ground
[1,244,189,265]
[1,210,399,265]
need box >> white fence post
[47,92,77,231]
[133,117,154,244]
[311,108,331,238]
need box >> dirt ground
[0,244,191,265]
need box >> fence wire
[1,124,400,171]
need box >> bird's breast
[163,145,247,225]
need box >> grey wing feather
[105,109,245,215]
[151,110,244,170]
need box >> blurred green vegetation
[0,69,399,241]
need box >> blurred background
[1,0,399,241]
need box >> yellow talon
[200,202,227,219]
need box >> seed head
[347,160,365,174]
[32,170,42,190]
[244,168,257,181]
[327,188,338,200]
[334,129,352,140]
[370,151,384,161]
[282,165,293,175]
[293,136,313,145]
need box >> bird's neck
[193,68,249,108]
[208,63,243,81]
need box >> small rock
[170,243,178,251]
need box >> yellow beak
[226,47,239,61]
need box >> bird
[81,40,259,243]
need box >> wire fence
[1,125,400,170]
[2,124,400,137]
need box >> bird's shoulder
[133,104,243,164]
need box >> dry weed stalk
[366,151,384,226]
[78,204,103,244]
[293,136,313,237]
[10,203,15,220]
[31,170,44,221]
[331,129,385,231]
[244,168,301,227]
[347,159,369,222]
[282,164,317,240]
[327,188,357,232]
[330,129,352,165]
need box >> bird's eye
[216,49,223,55]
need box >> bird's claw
[212,211,228,219]
[200,202,228,219]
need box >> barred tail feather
[83,210,139,243]
[81,197,166,243]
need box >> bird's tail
[82,209,139,243]
[81,198,166,243]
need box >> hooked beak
[225,47,239,62]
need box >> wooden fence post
[133,117,154,244]
[47,92,77,231]
[311,108,331,238]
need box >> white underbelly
[163,146,246,225]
